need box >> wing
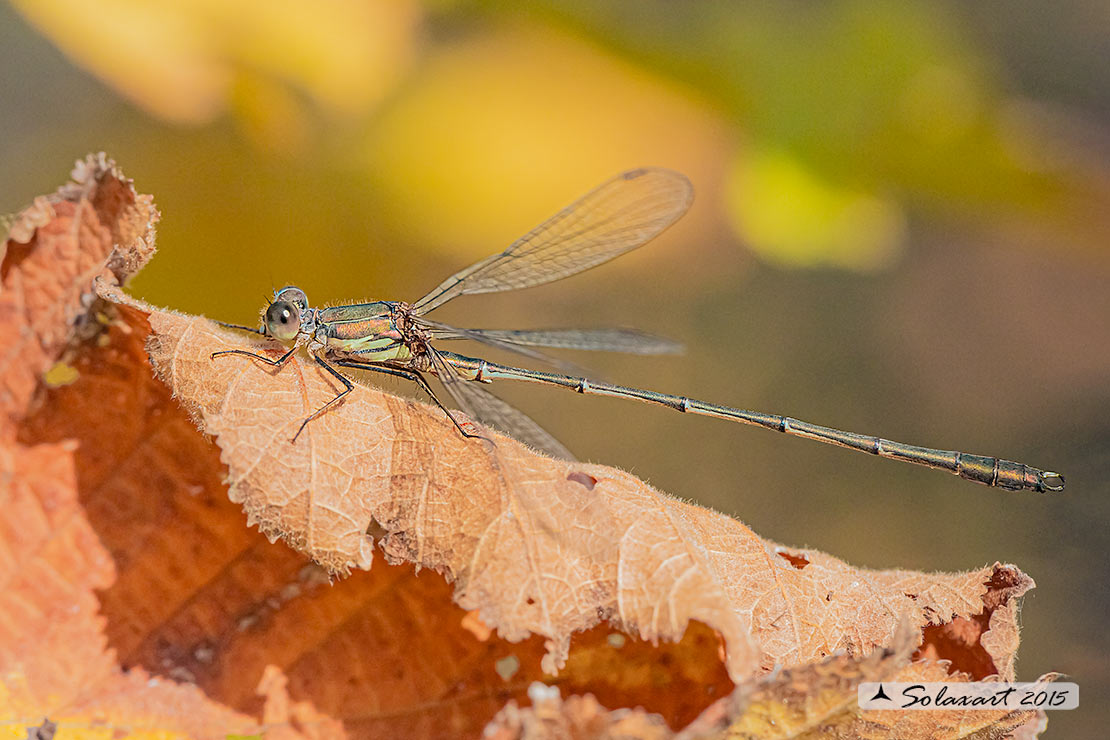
[417,318,593,374]
[411,168,693,314]
[429,349,576,460]
[429,326,684,355]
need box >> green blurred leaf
[727,148,906,270]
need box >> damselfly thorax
[315,301,418,364]
[213,168,1064,494]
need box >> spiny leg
[211,345,297,367]
[333,360,488,442]
[214,319,265,335]
[212,344,333,442]
[292,355,355,442]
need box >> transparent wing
[412,168,693,314]
[417,319,593,374]
[429,349,575,460]
[429,326,684,355]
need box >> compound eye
[264,300,300,341]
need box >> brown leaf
[0,152,157,425]
[1,155,336,739]
[0,435,276,736]
[913,567,1032,683]
[679,622,920,739]
[0,439,115,707]
[858,663,1048,740]
[485,684,671,740]
[258,665,348,740]
[676,624,1043,739]
[483,632,1045,740]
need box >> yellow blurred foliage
[363,25,733,263]
[897,64,981,147]
[11,0,1103,274]
[726,149,906,270]
[10,0,421,126]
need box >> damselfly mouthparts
[214,168,1064,493]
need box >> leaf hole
[777,550,810,569]
[567,471,597,489]
[914,612,997,679]
[0,239,33,281]
[365,517,388,542]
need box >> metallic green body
[318,301,411,362]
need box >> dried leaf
[0,434,276,736]
[0,152,157,424]
[857,663,1047,740]
[1,155,335,739]
[258,665,348,740]
[485,684,671,740]
[684,622,920,739]
[677,624,1043,739]
[484,638,1045,740]
[0,439,115,707]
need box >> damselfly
[214,168,1064,493]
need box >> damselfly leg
[211,346,298,367]
[332,358,490,443]
[294,355,355,442]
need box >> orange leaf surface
[681,624,1046,740]
[0,153,156,423]
[487,627,1045,739]
[485,684,671,740]
[5,154,1053,739]
[2,155,336,738]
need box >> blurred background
[1,0,1106,736]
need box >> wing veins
[412,168,692,314]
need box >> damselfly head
[263,286,309,341]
